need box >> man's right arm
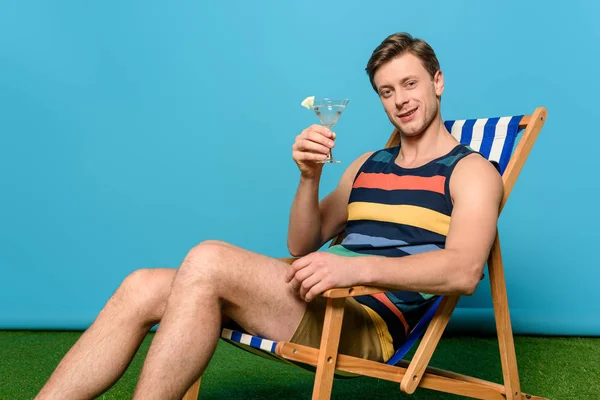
[286,124,372,256]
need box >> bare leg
[35,268,177,400]
[133,240,307,400]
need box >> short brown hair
[366,32,440,92]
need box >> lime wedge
[301,96,315,109]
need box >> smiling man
[36,32,502,400]
[285,32,503,361]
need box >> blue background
[1,1,598,335]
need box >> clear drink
[313,104,346,129]
[311,98,349,164]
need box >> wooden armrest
[322,286,390,298]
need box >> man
[36,32,502,400]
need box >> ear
[433,70,444,97]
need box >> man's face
[373,52,444,137]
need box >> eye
[380,88,392,97]
[406,81,417,88]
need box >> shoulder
[353,150,377,168]
[351,146,398,170]
[449,152,503,205]
[336,151,376,188]
[341,150,375,178]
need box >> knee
[176,240,232,285]
[109,268,173,323]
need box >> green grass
[1,331,598,399]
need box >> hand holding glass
[311,98,349,164]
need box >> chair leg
[400,295,459,394]
[488,233,521,400]
[312,297,346,400]
[182,377,201,400]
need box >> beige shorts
[289,296,386,362]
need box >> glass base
[316,158,341,164]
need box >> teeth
[401,109,416,117]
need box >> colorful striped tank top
[326,143,480,355]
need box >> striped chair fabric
[220,114,525,368]
[444,114,523,174]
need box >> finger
[293,139,330,154]
[290,276,301,292]
[284,265,295,283]
[285,255,311,283]
[291,254,311,271]
[297,128,333,145]
[299,272,321,301]
[291,263,317,294]
[289,277,303,292]
[291,265,317,293]
[305,131,335,148]
[307,124,334,138]
[304,280,331,303]
[293,151,329,162]
[296,139,331,155]
[297,127,328,144]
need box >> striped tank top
[325,143,480,357]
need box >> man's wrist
[299,173,321,186]
[352,257,375,287]
[359,255,393,288]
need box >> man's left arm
[286,154,504,302]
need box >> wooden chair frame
[183,106,548,400]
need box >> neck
[396,116,456,168]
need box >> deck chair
[182,106,548,400]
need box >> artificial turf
[0,331,597,399]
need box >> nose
[394,90,409,109]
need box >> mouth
[397,107,418,118]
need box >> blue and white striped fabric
[221,328,278,353]
[221,327,360,377]
[444,115,523,175]
[221,328,327,373]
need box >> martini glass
[311,98,349,163]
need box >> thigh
[203,241,307,343]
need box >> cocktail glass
[311,98,349,164]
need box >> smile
[397,107,417,118]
